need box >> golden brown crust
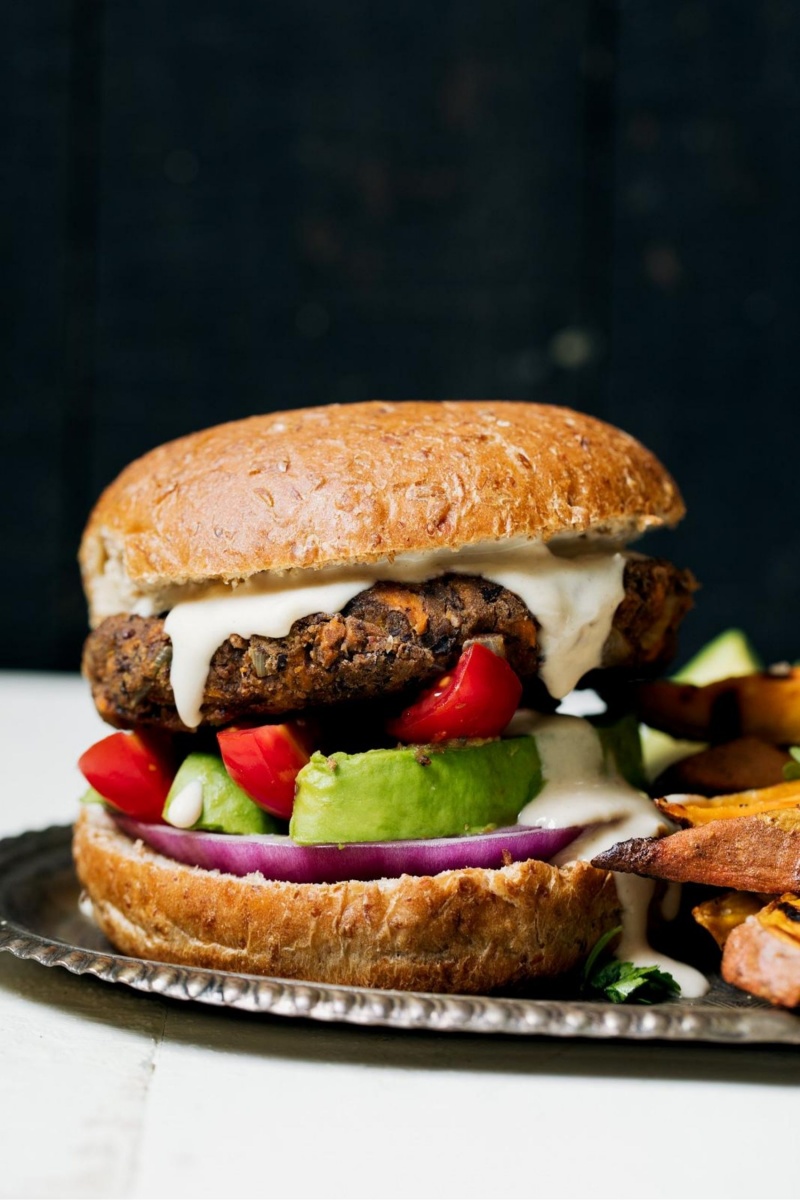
[73,807,620,993]
[80,401,684,619]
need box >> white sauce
[78,889,96,922]
[165,780,204,829]
[660,881,682,922]
[517,713,709,997]
[164,576,374,728]
[163,541,626,728]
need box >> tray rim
[2,823,800,1044]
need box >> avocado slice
[594,713,647,791]
[163,753,282,834]
[290,737,542,845]
[80,787,106,806]
[672,628,761,685]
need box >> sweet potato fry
[692,891,767,948]
[654,737,791,797]
[591,809,800,893]
[722,894,800,1007]
[655,779,800,827]
[637,669,800,744]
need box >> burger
[73,400,695,994]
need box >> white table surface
[1,670,799,1200]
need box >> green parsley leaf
[581,924,621,984]
[581,925,681,1004]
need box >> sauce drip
[517,713,709,997]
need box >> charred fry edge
[592,809,800,894]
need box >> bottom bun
[73,807,620,994]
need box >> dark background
[3,1,799,672]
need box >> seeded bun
[80,401,684,625]
[73,807,620,993]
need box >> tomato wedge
[78,731,175,822]
[217,722,313,820]
[385,643,523,744]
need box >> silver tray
[1,823,799,1044]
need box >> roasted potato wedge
[637,669,800,744]
[654,737,791,797]
[722,894,800,1008]
[655,779,800,827]
[692,891,768,949]
[592,808,800,893]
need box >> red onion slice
[113,816,580,884]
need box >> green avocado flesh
[289,737,543,845]
[163,753,281,834]
[594,714,647,791]
[80,787,106,806]
[673,627,761,685]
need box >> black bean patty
[83,559,695,731]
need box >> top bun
[80,401,684,622]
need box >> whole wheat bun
[80,401,684,625]
[73,807,620,993]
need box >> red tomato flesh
[217,722,312,819]
[385,643,523,744]
[78,731,175,822]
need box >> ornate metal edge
[2,824,800,1043]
